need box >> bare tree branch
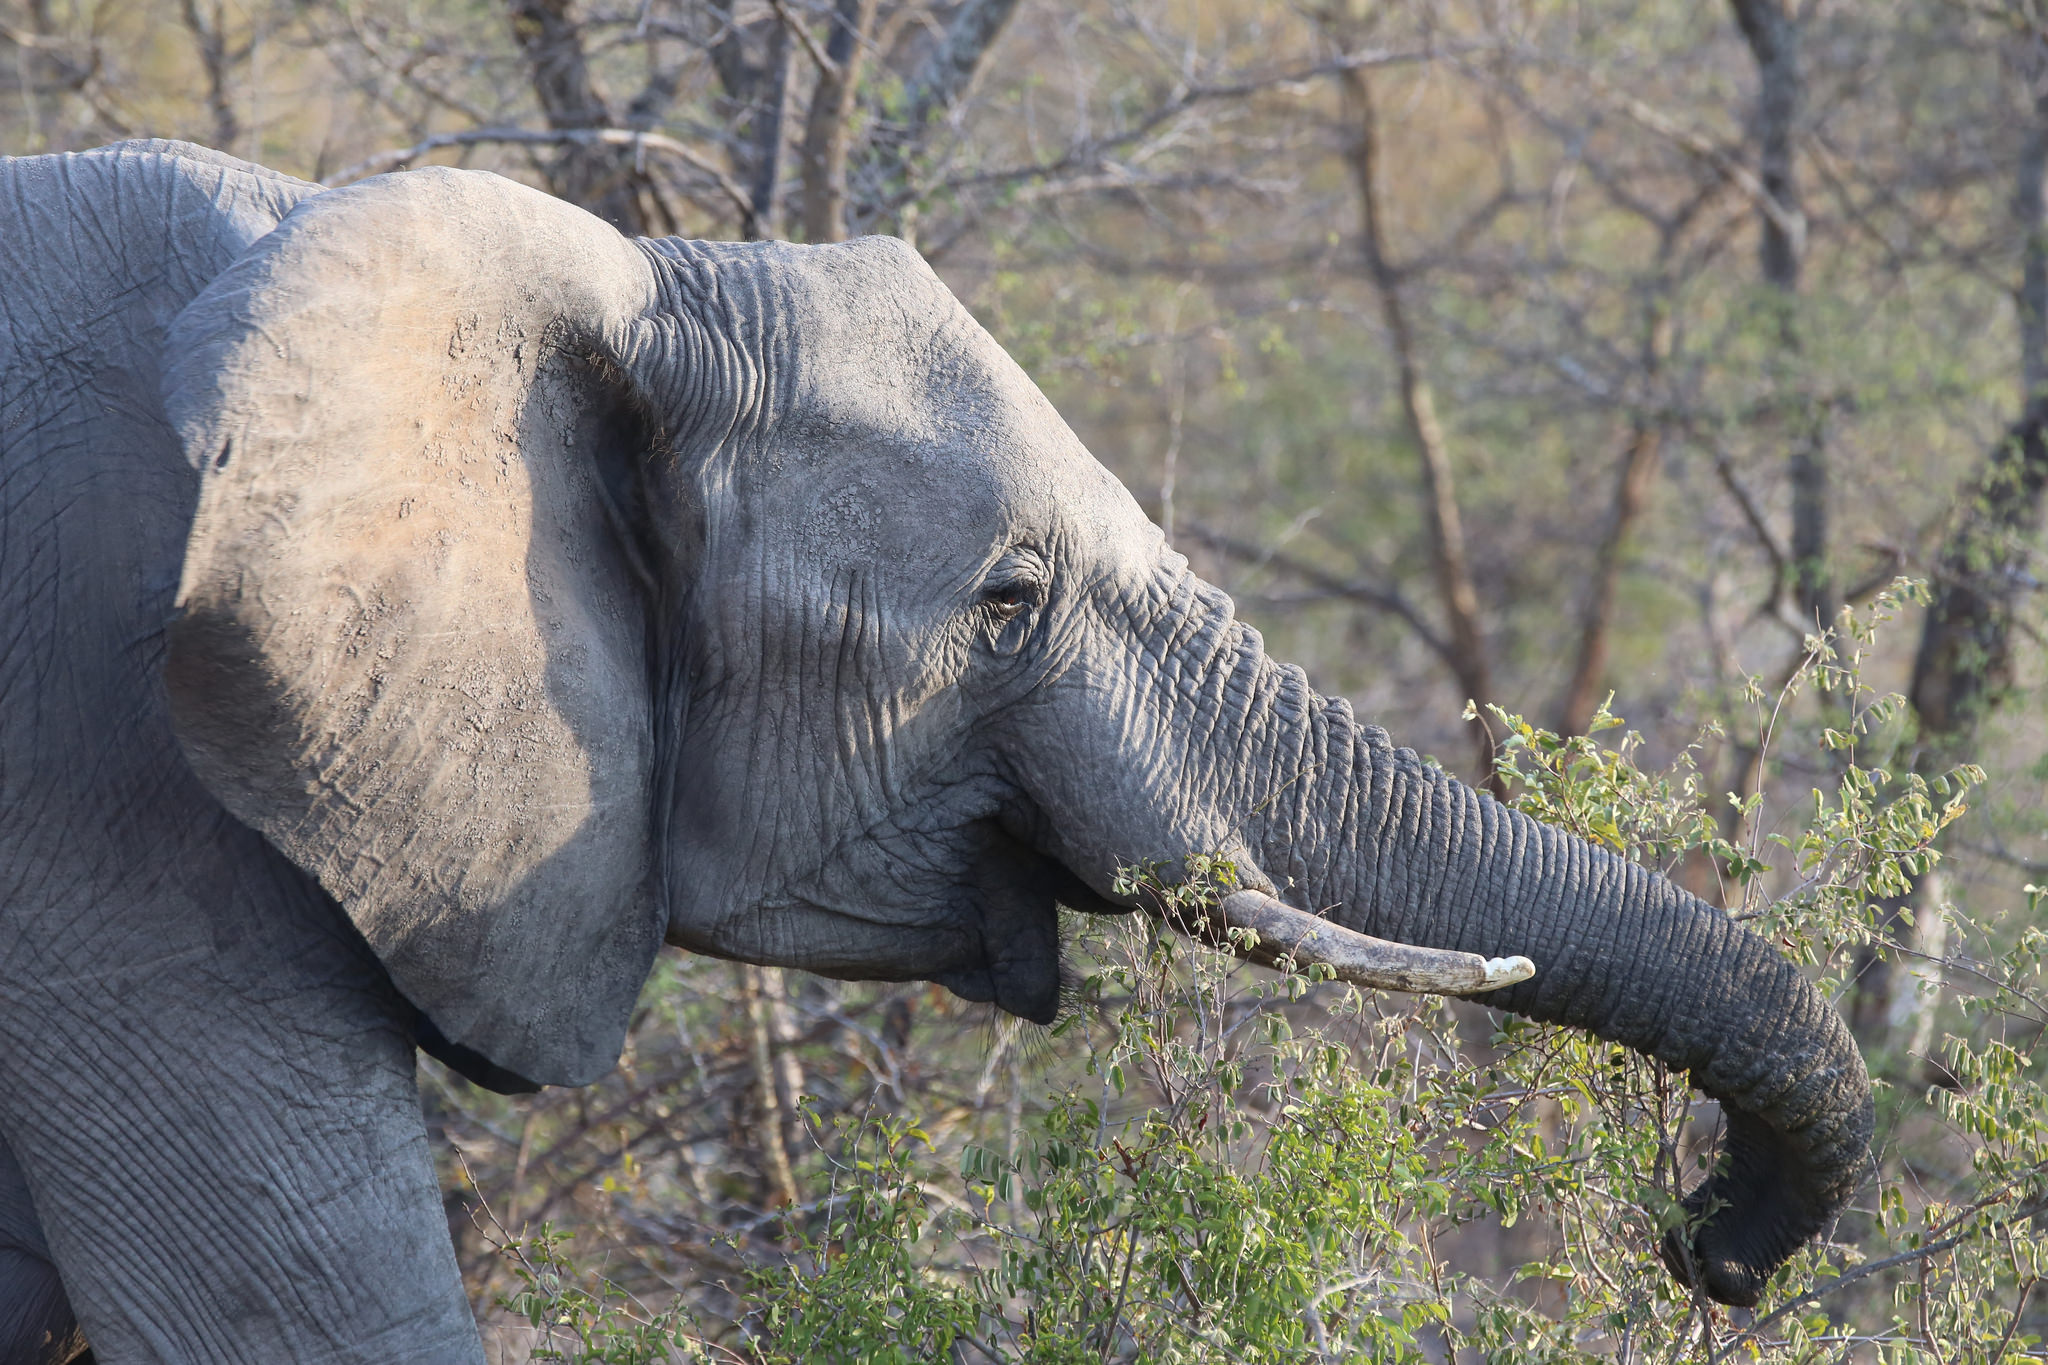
[767,0,838,78]
[1180,524,1454,677]
[320,126,754,223]
[507,0,671,233]
[895,0,1023,140]
[177,0,242,154]
[857,44,1443,231]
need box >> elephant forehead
[649,236,1072,453]
[762,407,1150,588]
[771,263,1057,443]
[771,307,1145,556]
[649,234,1156,565]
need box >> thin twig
[766,0,838,76]
[321,126,754,222]
[1988,1277,2037,1365]
[1180,522,1452,664]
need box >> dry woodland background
[13,0,2048,1359]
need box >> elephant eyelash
[979,548,1051,629]
[984,585,1034,620]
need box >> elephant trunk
[1214,665,1871,1307]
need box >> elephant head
[162,167,1869,1308]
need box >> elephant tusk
[1194,888,1537,996]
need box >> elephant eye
[984,584,1033,621]
[978,548,1049,642]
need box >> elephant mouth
[932,958,1064,1024]
[932,827,1117,1024]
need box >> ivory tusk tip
[1474,956,1537,991]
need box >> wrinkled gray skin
[0,141,1871,1362]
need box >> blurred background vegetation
[12,0,2048,1357]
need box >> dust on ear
[165,167,671,1087]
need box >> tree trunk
[1557,300,1674,736]
[737,964,805,1208]
[1731,0,1804,296]
[1910,402,2048,756]
[506,0,652,235]
[850,0,1023,235]
[798,0,879,244]
[1556,426,1662,737]
[1338,64,1500,790]
[746,20,794,240]
[1878,54,2048,1052]
[1728,0,1830,630]
[1911,55,2048,758]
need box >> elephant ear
[164,168,668,1088]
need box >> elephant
[0,138,1872,1363]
